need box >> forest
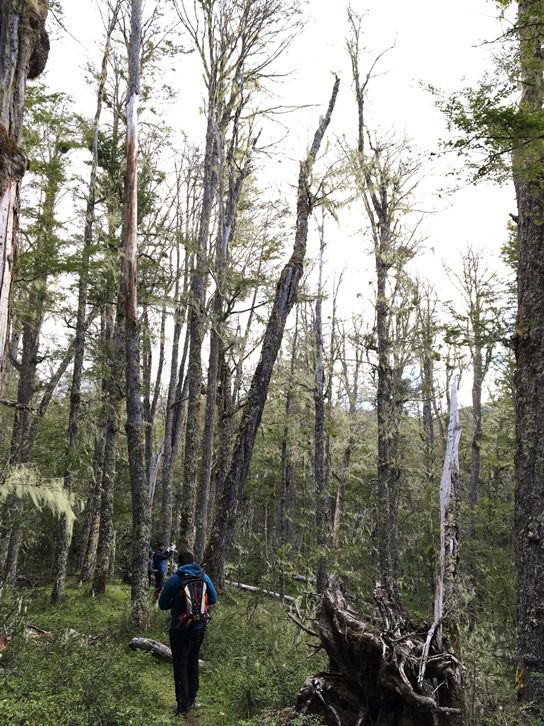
[0,0,542,724]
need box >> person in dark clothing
[159,551,217,716]
[151,542,175,602]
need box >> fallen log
[129,637,172,662]
[225,579,296,603]
[129,636,207,667]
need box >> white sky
[41,0,514,404]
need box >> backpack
[174,572,210,629]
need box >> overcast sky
[42,0,514,402]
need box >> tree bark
[513,0,544,708]
[314,218,328,593]
[179,108,217,551]
[0,0,50,386]
[50,3,119,604]
[123,0,150,630]
[204,77,339,585]
[92,300,124,595]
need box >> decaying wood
[291,576,464,725]
[129,636,172,662]
[292,384,466,725]
[129,637,206,667]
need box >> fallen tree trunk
[225,579,296,603]
[129,636,172,662]
[291,576,464,725]
[129,636,206,667]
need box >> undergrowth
[0,582,324,725]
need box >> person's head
[177,551,195,566]
[157,541,166,552]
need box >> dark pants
[169,627,205,710]
[154,570,164,592]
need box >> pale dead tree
[204,75,340,586]
[0,0,50,386]
[123,0,150,629]
[291,379,467,725]
[173,0,303,552]
[347,8,422,595]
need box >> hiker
[159,551,217,717]
[151,541,175,602]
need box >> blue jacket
[152,549,172,574]
[159,563,217,630]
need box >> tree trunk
[179,109,218,551]
[194,129,249,560]
[124,0,150,630]
[0,0,49,385]
[50,5,119,603]
[314,220,328,593]
[204,77,339,585]
[513,1,544,708]
[92,301,124,595]
[278,308,299,549]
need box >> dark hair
[157,541,165,547]
[177,551,195,566]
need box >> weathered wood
[129,637,172,662]
[292,384,467,724]
[291,576,464,725]
[129,637,206,668]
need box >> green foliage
[0,584,324,725]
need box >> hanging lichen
[0,466,82,539]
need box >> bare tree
[204,76,340,585]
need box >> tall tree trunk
[0,0,49,385]
[194,128,250,560]
[158,235,190,545]
[179,109,218,551]
[50,4,119,603]
[333,324,361,549]
[513,0,544,708]
[92,301,124,595]
[204,77,339,585]
[278,308,299,549]
[124,0,150,630]
[314,220,328,593]
[468,349,482,510]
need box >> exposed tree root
[291,576,466,726]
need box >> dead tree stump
[291,576,466,726]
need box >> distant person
[159,551,217,716]
[151,541,175,602]
[147,549,154,588]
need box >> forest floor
[0,582,323,726]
